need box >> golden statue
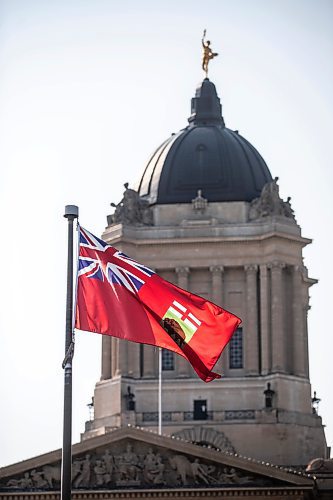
[201,29,218,77]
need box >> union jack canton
[78,226,155,294]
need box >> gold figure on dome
[201,29,218,77]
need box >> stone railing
[137,409,256,424]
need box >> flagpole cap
[64,205,79,219]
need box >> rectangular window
[229,327,243,369]
[162,349,174,371]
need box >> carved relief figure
[102,449,114,478]
[191,459,215,484]
[218,466,253,485]
[30,470,48,489]
[169,455,194,486]
[7,472,32,489]
[118,444,140,481]
[42,465,61,488]
[93,460,110,486]
[73,454,91,488]
[153,454,166,485]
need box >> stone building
[1,78,331,499]
[83,78,327,467]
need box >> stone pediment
[0,426,314,495]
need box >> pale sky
[0,0,332,467]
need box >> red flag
[75,226,241,382]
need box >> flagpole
[158,348,162,435]
[61,205,79,500]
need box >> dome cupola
[137,78,272,205]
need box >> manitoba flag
[75,226,241,382]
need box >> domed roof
[137,79,272,204]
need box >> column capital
[175,266,190,275]
[244,264,258,273]
[293,264,304,273]
[268,261,285,270]
[209,265,224,274]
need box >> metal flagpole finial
[64,205,79,219]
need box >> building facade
[1,77,332,500]
[82,78,328,467]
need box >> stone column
[127,342,140,378]
[303,304,310,379]
[210,266,224,305]
[245,265,259,375]
[111,337,118,377]
[270,262,286,373]
[101,335,112,380]
[112,338,128,377]
[176,267,191,376]
[143,344,156,377]
[259,264,270,374]
[210,266,225,373]
[292,265,307,377]
[176,266,190,290]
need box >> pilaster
[175,266,191,376]
[142,344,156,377]
[259,264,270,374]
[270,261,286,373]
[127,341,140,378]
[244,265,259,375]
[292,265,307,377]
[210,266,224,305]
[101,335,112,380]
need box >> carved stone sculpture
[218,466,253,484]
[169,455,194,486]
[7,473,32,489]
[108,183,153,226]
[2,442,273,490]
[249,177,295,221]
[73,454,91,488]
[41,465,61,488]
[93,460,110,486]
[102,449,114,477]
[116,444,140,484]
[30,470,48,489]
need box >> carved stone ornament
[2,440,275,491]
[192,189,208,213]
[172,427,236,454]
[249,177,296,221]
[107,183,153,226]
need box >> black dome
[137,79,273,204]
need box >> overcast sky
[0,0,332,467]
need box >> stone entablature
[103,214,304,242]
[106,180,296,228]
